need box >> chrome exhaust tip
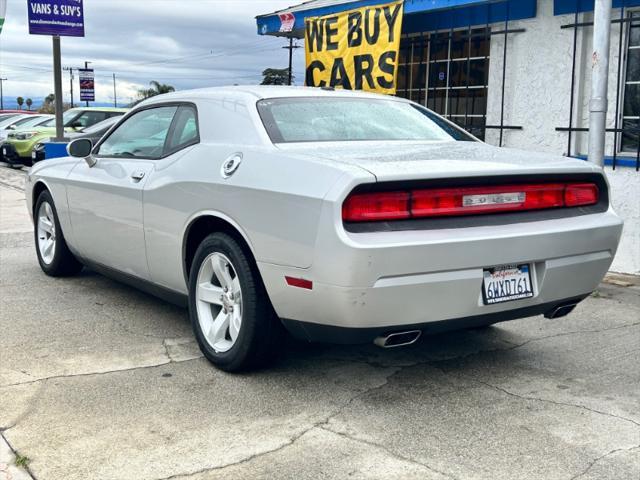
[544,303,578,319]
[374,330,422,349]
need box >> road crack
[470,379,640,428]
[0,357,202,389]
[319,425,459,480]
[153,366,406,480]
[569,444,640,480]
[0,430,37,480]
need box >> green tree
[16,97,24,109]
[25,98,33,111]
[38,94,56,114]
[260,68,292,86]
[137,81,175,100]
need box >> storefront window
[622,11,640,153]
[396,28,490,140]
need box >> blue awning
[554,0,640,15]
[257,0,537,38]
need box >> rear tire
[34,190,83,277]
[188,233,283,372]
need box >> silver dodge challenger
[25,86,623,371]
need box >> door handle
[131,171,146,181]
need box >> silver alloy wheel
[196,252,243,353]
[37,201,57,265]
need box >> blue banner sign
[28,0,84,37]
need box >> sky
[0,0,306,106]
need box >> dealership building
[257,0,640,274]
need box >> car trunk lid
[276,141,599,181]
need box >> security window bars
[622,11,639,153]
[396,28,491,140]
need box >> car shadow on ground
[71,265,539,376]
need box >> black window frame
[93,101,200,161]
[620,10,640,154]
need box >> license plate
[483,264,533,305]
[2,148,6,156]
[32,151,37,159]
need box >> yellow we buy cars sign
[304,0,403,94]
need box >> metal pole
[587,0,613,167]
[0,78,6,110]
[612,6,624,170]
[53,36,65,141]
[288,37,293,86]
[567,11,579,157]
[113,73,117,107]
[499,6,510,147]
[64,67,74,108]
[84,61,91,106]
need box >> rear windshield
[257,97,475,144]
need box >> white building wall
[485,0,639,274]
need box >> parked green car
[1,107,128,166]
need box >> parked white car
[25,86,623,371]
[0,114,53,141]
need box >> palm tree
[16,97,24,110]
[137,81,175,100]
[26,98,33,111]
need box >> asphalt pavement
[0,165,638,480]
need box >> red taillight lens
[564,183,599,207]
[343,182,599,222]
[342,191,410,222]
[412,184,566,217]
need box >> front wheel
[188,233,283,372]
[34,190,83,276]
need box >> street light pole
[0,78,6,110]
[588,0,613,167]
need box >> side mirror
[67,138,96,167]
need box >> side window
[97,106,177,159]
[167,105,199,152]
[73,111,109,128]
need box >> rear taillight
[564,183,599,207]
[342,182,599,222]
[342,191,410,222]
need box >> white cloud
[0,0,305,104]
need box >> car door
[66,105,179,279]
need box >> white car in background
[25,86,623,371]
[0,114,53,141]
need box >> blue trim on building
[574,155,639,168]
[554,0,640,16]
[257,0,537,37]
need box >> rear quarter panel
[142,142,370,294]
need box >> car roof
[141,85,405,105]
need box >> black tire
[188,233,283,372]
[34,190,83,277]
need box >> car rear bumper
[1,142,31,164]
[259,210,623,342]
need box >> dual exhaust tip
[544,302,578,319]
[375,302,578,348]
[374,330,422,349]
